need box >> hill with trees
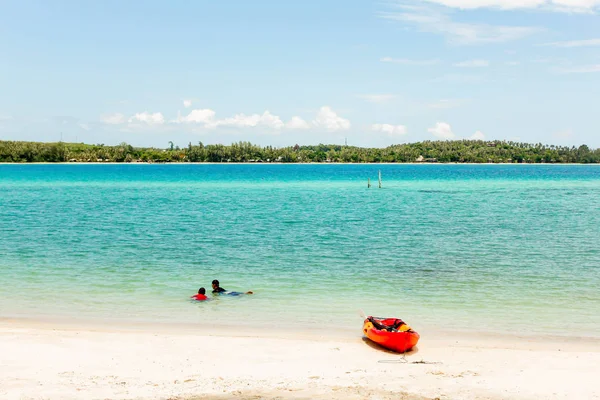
[0,140,598,164]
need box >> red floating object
[363,316,420,353]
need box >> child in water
[212,279,253,296]
[191,287,208,301]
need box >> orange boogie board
[362,316,420,353]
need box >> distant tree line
[0,140,599,164]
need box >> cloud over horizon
[428,122,456,139]
[128,112,165,125]
[102,106,350,133]
[312,106,351,132]
[372,124,408,137]
[470,130,486,140]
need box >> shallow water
[1,164,599,337]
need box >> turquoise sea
[1,164,599,338]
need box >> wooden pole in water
[378,170,382,188]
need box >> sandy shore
[1,320,599,400]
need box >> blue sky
[1,0,599,148]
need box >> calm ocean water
[1,164,599,337]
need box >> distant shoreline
[2,139,598,164]
[1,162,599,166]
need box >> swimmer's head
[198,287,206,295]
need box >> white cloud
[100,107,351,133]
[420,0,600,12]
[79,123,91,131]
[286,116,310,130]
[129,112,165,125]
[381,7,539,45]
[176,109,287,130]
[176,109,216,124]
[454,59,490,67]
[505,61,520,66]
[101,113,126,125]
[428,122,456,139]
[380,57,440,66]
[313,106,351,132]
[372,124,408,137]
[183,100,193,108]
[0,114,12,121]
[554,64,600,73]
[357,94,397,104]
[206,111,285,130]
[542,38,600,47]
[428,99,465,109]
[470,130,485,140]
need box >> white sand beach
[1,319,599,400]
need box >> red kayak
[362,316,420,353]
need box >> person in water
[211,279,227,293]
[191,287,208,301]
[212,279,253,295]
